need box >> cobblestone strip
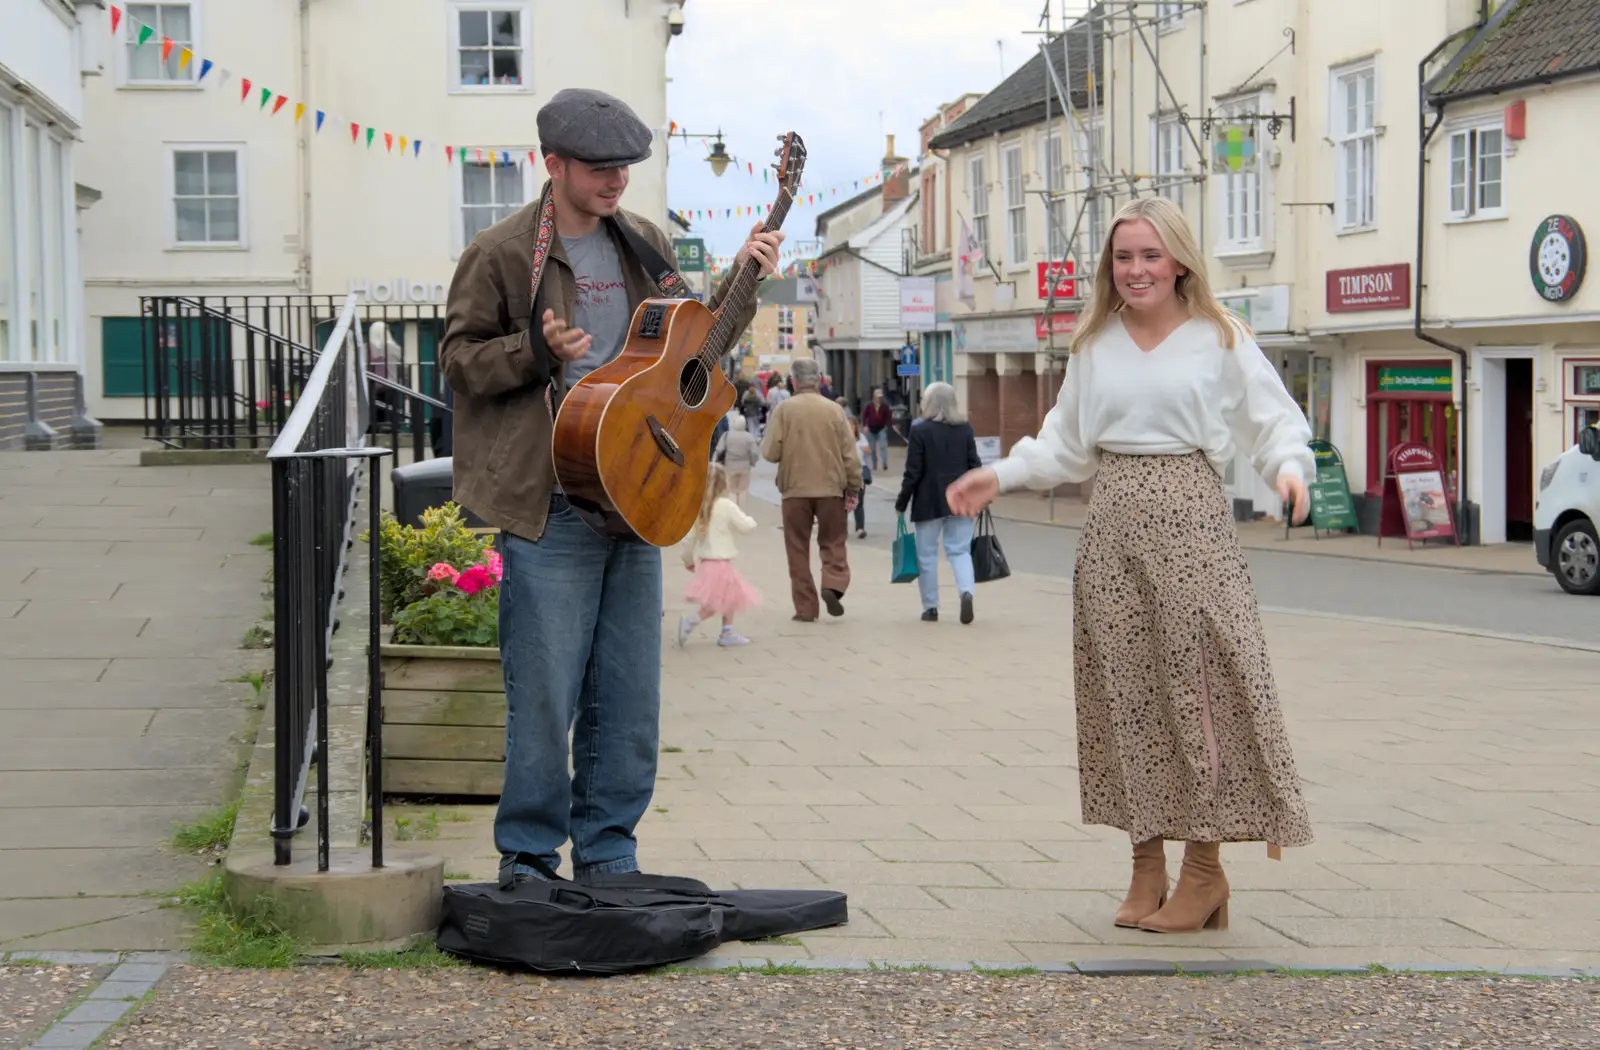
[667,954,1595,978]
[9,952,181,1050]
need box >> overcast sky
[665,0,1081,263]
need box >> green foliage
[342,938,466,970]
[391,588,499,648]
[172,873,301,968]
[172,798,240,854]
[366,503,493,622]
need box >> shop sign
[1530,214,1586,302]
[1035,312,1076,339]
[1217,284,1290,333]
[975,436,1002,464]
[1378,366,1452,394]
[1303,439,1358,534]
[899,276,937,331]
[347,277,447,304]
[954,315,1035,353]
[674,238,708,273]
[1326,263,1410,313]
[1378,441,1460,548]
[794,276,820,303]
[1037,260,1076,300]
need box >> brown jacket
[761,391,864,499]
[441,186,753,541]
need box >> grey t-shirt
[560,227,631,391]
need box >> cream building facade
[77,0,682,423]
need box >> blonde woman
[947,198,1314,934]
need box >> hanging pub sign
[1288,439,1359,537]
[1530,214,1586,303]
[1211,124,1258,173]
[1378,441,1459,548]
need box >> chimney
[881,133,910,212]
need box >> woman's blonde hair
[1070,196,1244,353]
[696,462,730,536]
[919,382,966,424]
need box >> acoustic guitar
[552,132,807,547]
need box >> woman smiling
[947,197,1315,935]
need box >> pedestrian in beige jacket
[761,357,863,621]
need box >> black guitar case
[437,855,848,975]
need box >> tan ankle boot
[1138,841,1229,933]
[1113,838,1169,928]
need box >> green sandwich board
[1290,439,1359,537]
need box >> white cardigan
[691,497,758,561]
[992,315,1316,492]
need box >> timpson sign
[1326,263,1411,313]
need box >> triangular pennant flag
[160,37,174,61]
[240,78,251,101]
[178,48,193,71]
[315,110,325,131]
[763,169,768,183]
[502,151,510,167]
[414,140,423,158]
[350,122,359,143]
[475,149,484,165]
[217,68,231,89]
[528,150,538,165]
[725,208,730,218]
[669,120,678,137]
[198,59,213,82]
[272,96,288,116]
[259,87,272,110]
[399,135,408,154]
[294,103,305,124]
[136,24,153,48]
[446,146,454,163]
[747,162,753,175]
[460,146,467,166]
[384,133,393,152]
[366,127,376,148]
[110,5,122,34]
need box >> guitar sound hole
[678,358,712,409]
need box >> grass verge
[171,798,241,855]
[342,938,466,971]
[169,871,302,968]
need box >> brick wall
[998,371,1039,455]
[0,371,99,450]
[966,368,999,441]
[0,375,25,449]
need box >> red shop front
[1365,360,1459,500]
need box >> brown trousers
[781,496,850,619]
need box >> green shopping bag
[891,513,920,584]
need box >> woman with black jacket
[895,382,983,624]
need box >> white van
[1533,426,1600,595]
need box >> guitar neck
[701,188,797,363]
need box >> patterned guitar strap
[529,184,691,417]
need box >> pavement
[0,448,272,954]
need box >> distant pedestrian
[714,414,761,509]
[762,357,862,621]
[850,416,872,539]
[896,382,981,624]
[678,464,761,648]
[860,388,893,471]
[740,384,764,437]
[818,374,834,401]
[948,196,1313,935]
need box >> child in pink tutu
[678,464,762,648]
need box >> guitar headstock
[774,132,807,195]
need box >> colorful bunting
[294,102,305,123]
[366,127,376,148]
[160,37,174,62]
[415,140,423,157]
[136,24,153,48]
[315,110,325,131]
[198,58,213,81]
[384,132,393,152]
[178,47,193,71]
[110,5,122,34]
[350,122,359,143]
[272,95,288,116]
[240,78,251,101]
[259,87,272,110]
[216,68,230,88]
[446,146,454,163]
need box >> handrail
[268,298,360,460]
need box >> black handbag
[970,509,1011,583]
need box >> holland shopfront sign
[954,315,1035,353]
[1326,263,1410,313]
[348,277,447,304]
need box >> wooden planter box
[379,643,506,798]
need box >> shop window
[125,3,196,85]
[169,146,244,247]
[1565,360,1600,443]
[968,154,990,262]
[1366,361,1457,495]
[1332,61,1377,231]
[1448,122,1504,220]
[451,4,531,90]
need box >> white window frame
[164,143,247,250]
[968,152,990,265]
[1446,118,1505,222]
[447,2,533,95]
[1214,93,1272,257]
[118,1,201,89]
[1152,116,1186,210]
[0,96,21,364]
[1080,119,1107,266]
[1002,141,1027,269]
[1039,128,1071,260]
[1331,60,1378,232]
[1156,1,1186,29]
[451,148,538,257]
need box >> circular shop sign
[1530,214,1587,303]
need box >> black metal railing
[141,294,451,461]
[267,297,392,869]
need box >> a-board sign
[1298,439,1358,535]
[1378,441,1460,548]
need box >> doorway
[1505,358,1534,542]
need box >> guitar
[552,132,807,547]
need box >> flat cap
[537,88,653,169]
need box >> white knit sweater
[691,497,758,561]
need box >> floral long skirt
[1072,451,1313,848]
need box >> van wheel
[1553,519,1600,595]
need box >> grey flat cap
[537,88,653,169]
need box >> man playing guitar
[441,88,782,884]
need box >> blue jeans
[495,496,662,879]
[914,515,976,612]
[868,428,889,470]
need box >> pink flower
[484,549,503,582]
[455,564,495,595]
[426,563,459,584]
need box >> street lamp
[671,127,734,178]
